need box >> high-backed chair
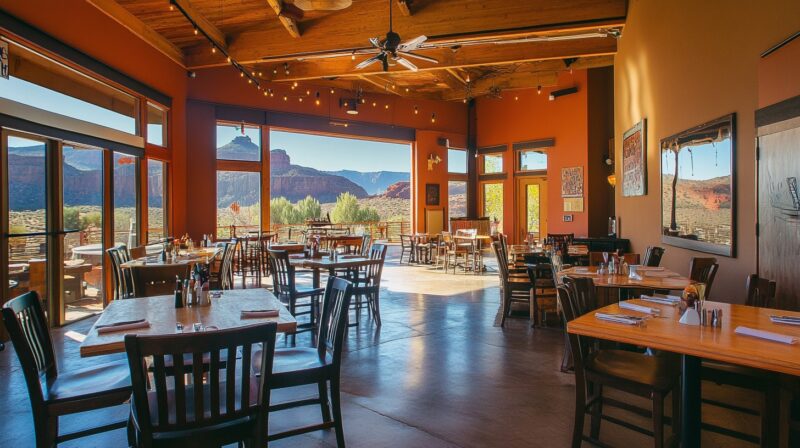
[560,277,681,447]
[210,240,237,291]
[130,264,191,298]
[492,241,533,327]
[125,322,277,447]
[643,246,665,267]
[351,243,388,326]
[689,257,719,298]
[700,274,779,446]
[2,292,131,447]
[106,245,134,300]
[399,234,413,264]
[268,249,324,337]
[256,276,354,446]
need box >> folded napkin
[619,300,660,315]
[96,319,150,334]
[735,326,798,345]
[640,294,681,306]
[595,312,644,326]
[643,270,679,278]
[769,315,800,326]
[241,309,279,319]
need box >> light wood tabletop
[289,256,374,288]
[120,247,222,269]
[559,266,693,291]
[568,299,800,376]
[80,289,296,357]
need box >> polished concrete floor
[0,247,764,447]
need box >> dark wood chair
[268,248,324,338]
[492,241,533,327]
[700,274,779,446]
[124,322,277,447]
[107,245,134,300]
[359,234,372,256]
[209,240,237,291]
[399,234,413,263]
[130,264,191,298]
[256,276,354,446]
[2,291,131,448]
[642,246,666,267]
[236,234,263,288]
[351,243,388,327]
[560,277,681,448]
[689,257,719,298]
[526,262,556,328]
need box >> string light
[193,27,199,35]
[405,87,410,92]
[273,68,278,75]
[385,104,390,109]
[372,101,377,107]
[360,98,366,104]
[227,56,232,64]
[330,88,335,94]
[431,113,436,123]
[299,97,303,102]
[463,98,468,104]
[514,95,519,101]
[283,96,288,101]
[315,92,321,105]
[537,85,542,95]
[466,74,470,83]
[240,72,244,78]
[263,91,268,96]
[306,90,311,96]
[414,105,419,115]
[284,63,290,75]
[293,81,298,88]
[211,45,216,54]
[169,4,174,11]
[351,54,356,60]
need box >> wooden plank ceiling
[102,0,626,100]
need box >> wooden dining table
[80,289,296,357]
[120,246,222,269]
[568,299,800,447]
[560,266,693,300]
[289,255,373,288]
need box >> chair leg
[572,372,586,448]
[763,382,780,447]
[529,289,536,328]
[318,380,333,423]
[331,377,346,448]
[653,392,665,448]
[500,290,510,327]
[672,388,681,442]
[370,292,382,327]
[38,415,57,448]
[590,383,603,440]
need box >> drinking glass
[602,252,609,264]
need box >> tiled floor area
[0,247,762,447]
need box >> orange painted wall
[0,0,189,236]
[758,35,800,109]
[413,130,467,233]
[614,0,800,302]
[475,70,593,242]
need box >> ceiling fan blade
[399,51,438,64]
[369,37,382,48]
[394,57,418,72]
[356,54,383,70]
[297,49,379,61]
[398,35,427,51]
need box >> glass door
[517,176,548,244]
[2,132,52,316]
[62,144,105,323]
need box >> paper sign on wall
[563,197,584,212]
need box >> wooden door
[516,176,547,244]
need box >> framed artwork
[561,166,584,198]
[622,119,647,196]
[661,113,736,257]
[425,183,440,206]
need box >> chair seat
[45,359,131,404]
[295,287,325,298]
[144,378,260,426]
[586,350,679,392]
[702,359,776,385]
[273,347,333,375]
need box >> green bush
[330,192,380,223]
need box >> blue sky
[661,141,731,180]
[269,130,411,172]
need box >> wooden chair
[560,277,681,448]
[256,276,354,446]
[130,264,191,298]
[526,262,556,328]
[700,274,779,446]
[399,234,413,264]
[268,249,324,338]
[2,291,131,448]
[125,322,277,447]
[209,240,237,291]
[359,234,372,256]
[107,245,134,300]
[492,241,533,327]
[236,234,262,288]
[689,257,719,298]
[351,243,388,327]
[545,233,574,255]
[643,246,665,267]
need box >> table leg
[313,268,321,289]
[681,354,701,447]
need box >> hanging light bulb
[293,81,298,88]
[240,71,244,78]
[273,68,278,75]
[306,89,311,96]
[431,113,436,123]
[315,91,321,105]
[263,91,268,96]
[351,53,356,60]
[385,104,390,109]
[463,98,468,104]
[537,85,542,95]
[258,72,263,76]
[330,88,335,94]
[283,96,288,101]
[372,101,377,107]
[193,27,199,35]
[343,101,349,107]
[227,56,232,64]
[211,45,216,54]
[414,105,419,115]
[248,79,252,84]
[466,74,471,83]
[405,87,410,92]
[269,89,274,97]
[169,4,174,11]
[514,95,519,101]
[299,97,303,102]
[360,98,366,104]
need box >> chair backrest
[689,257,719,297]
[400,234,412,248]
[643,246,665,267]
[219,239,238,290]
[360,234,372,256]
[2,291,57,408]
[441,231,452,244]
[267,249,295,295]
[557,283,591,387]
[124,322,276,443]
[316,277,354,366]
[130,264,191,297]
[369,242,388,261]
[745,274,777,308]
[491,242,511,287]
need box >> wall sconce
[607,174,617,187]
[427,153,442,171]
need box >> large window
[147,160,167,242]
[448,181,467,220]
[146,102,167,146]
[0,38,138,135]
[483,183,504,233]
[448,148,467,174]
[114,152,138,247]
[519,149,547,172]
[483,154,503,174]
[217,171,261,238]
[217,122,261,161]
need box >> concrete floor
[0,247,764,447]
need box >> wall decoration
[660,113,736,257]
[425,183,440,206]
[622,119,647,196]
[0,40,9,80]
[561,166,584,198]
[563,197,584,212]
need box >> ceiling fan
[354,0,438,72]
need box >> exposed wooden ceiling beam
[445,68,468,85]
[86,0,185,66]
[441,72,560,101]
[266,0,302,38]
[435,70,468,92]
[185,0,626,68]
[172,0,228,50]
[397,0,412,16]
[358,75,400,95]
[263,37,616,82]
